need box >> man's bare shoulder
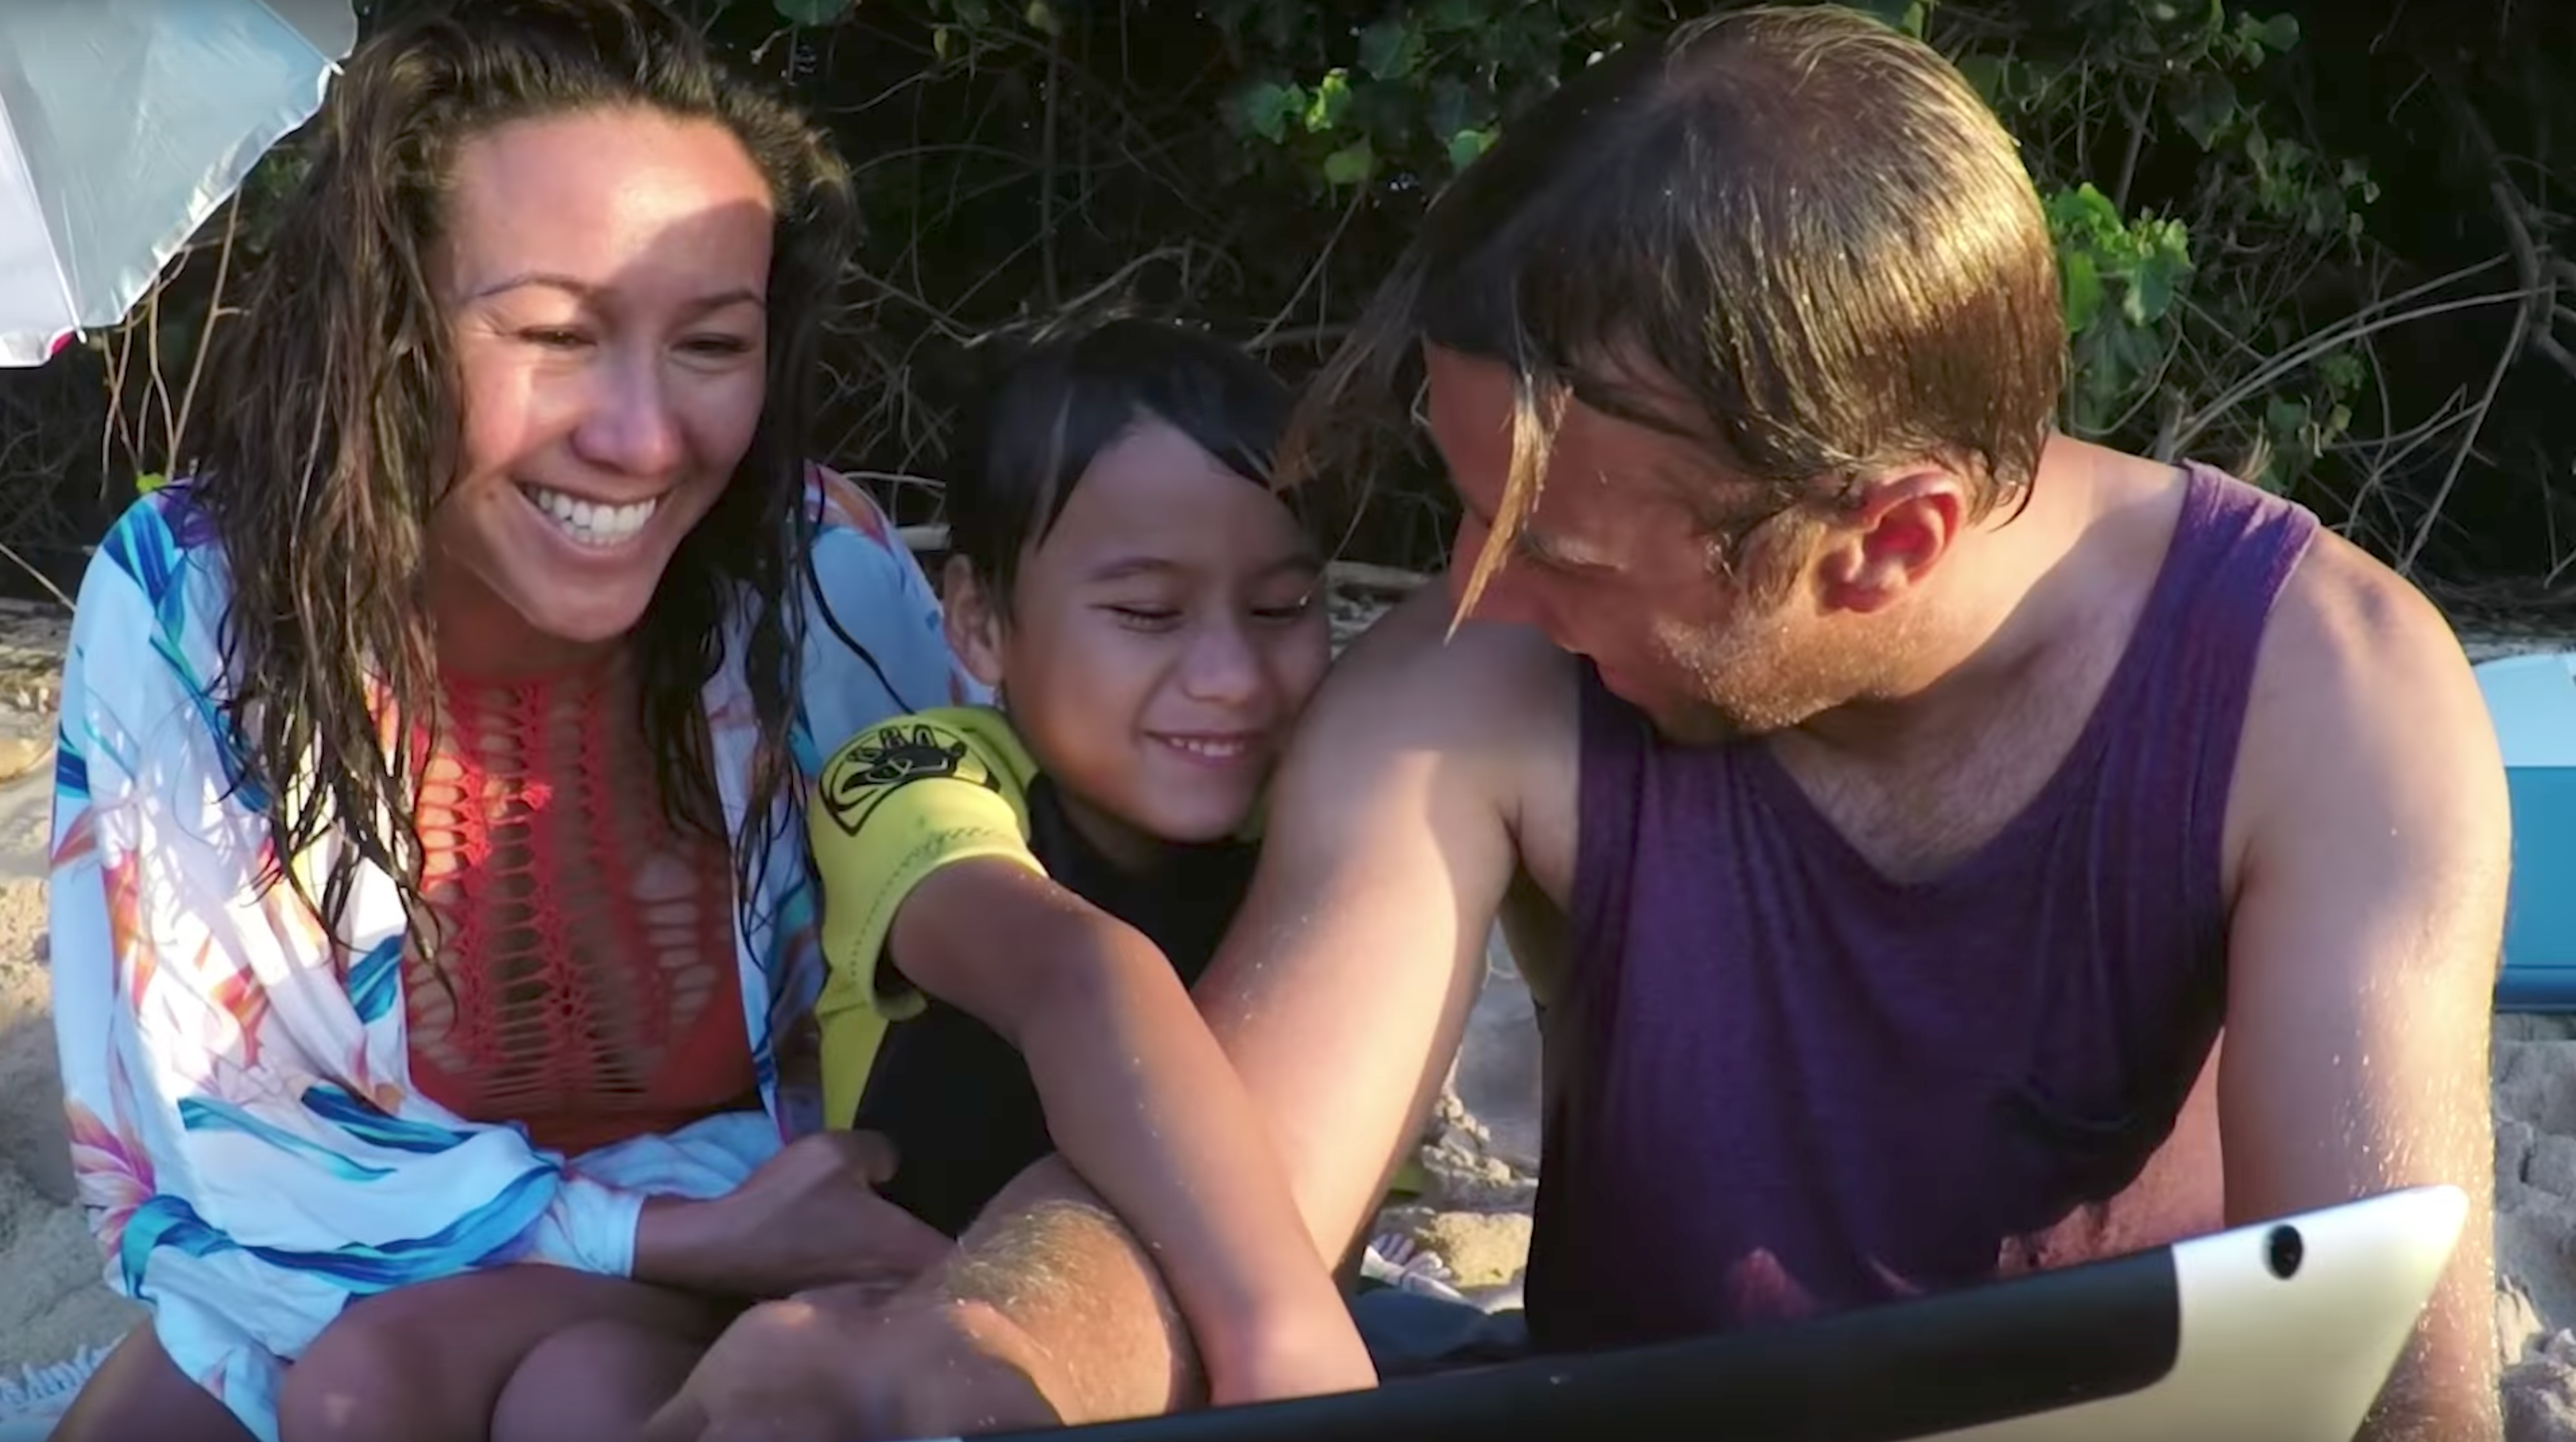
[1314,585,1583,763]
[1281,587,1583,897]
[2253,529,2487,747]
[2234,525,2505,889]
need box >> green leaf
[2167,69,2237,150]
[932,23,955,60]
[1424,0,1484,30]
[1234,80,1301,144]
[2127,247,2183,324]
[1426,77,1474,143]
[1023,0,1061,35]
[1956,54,2008,105]
[951,0,991,23]
[2265,395,2310,441]
[1304,69,1353,133]
[1323,136,1377,186]
[134,471,168,497]
[1448,127,1496,170]
[1850,0,1928,37]
[771,0,852,23]
[1359,18,1426,81]
[2061,250,2104,333]
[2045,183,2124,245]
[2258,12,2300,49]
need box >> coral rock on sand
[2512,1345,2576,1442]
[1413,1211,1534,1292]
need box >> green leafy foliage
[2048,183,2196,436]
[49,0,2430,565]
[771,0,853,23]
[1954,0,2378,490]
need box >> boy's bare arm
[645,597,1560,1439]
[889,859,1374,1404]
[927,596,1564,1406]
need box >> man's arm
[930,593,1568,1418]
[643,596,1570,1440]
[888,859,1373,1404]
[2218,536,2507,1442]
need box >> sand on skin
[4,602,2576,1436]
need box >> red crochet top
[402,653,759,1157]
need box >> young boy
[806,318,1369,1405]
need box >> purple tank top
[1527,463,2317,1354]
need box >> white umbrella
[0,0,355,368]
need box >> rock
[2508,1343,2576,1442]
[0,738,50,788]
[1450,932,1542,1173]
[2507,1276,2552,1367]
[1417,1211,1533,1291]
[2506,1114,2543,1188]
[2500,1200,2576,1341]
[1417,1136,1538,1213]
[2530,1134,2576,1199]
[2499,1043,2576,1137]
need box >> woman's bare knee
[277,1299,453,1442]
[49,1322,257,1442]
[278,1267,726,1442]
[491,1319,707,1442]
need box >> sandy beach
[4,598,2576,1437]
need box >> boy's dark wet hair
[949,318,1297,613]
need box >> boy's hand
[637,1131,954,1298]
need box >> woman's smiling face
[426,106,776,674]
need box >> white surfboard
[969,1186,2465,1442]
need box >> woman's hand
[634,1131,954,1299]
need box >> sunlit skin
[426,107,775,676]
[642,334,2507,1440]
[942,417,1332,870]
[53,107,836,1442]
[831,417,1372,1406]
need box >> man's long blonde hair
[1277,5,2066,619]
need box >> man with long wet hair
[655,10,2504,1440]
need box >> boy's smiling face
[945,417,1329,870]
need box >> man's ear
[941,554,1008,691]
[1813,471,1966,614]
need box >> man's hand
[2219,536,2508,1442]
[641,1286,1071,1442]
[634,1131,956,1300]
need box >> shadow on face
[1421,345,1976,743]
[424,107,778,678]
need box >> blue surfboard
[2477,653,2576,1009]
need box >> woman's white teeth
[526,484,655,546]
